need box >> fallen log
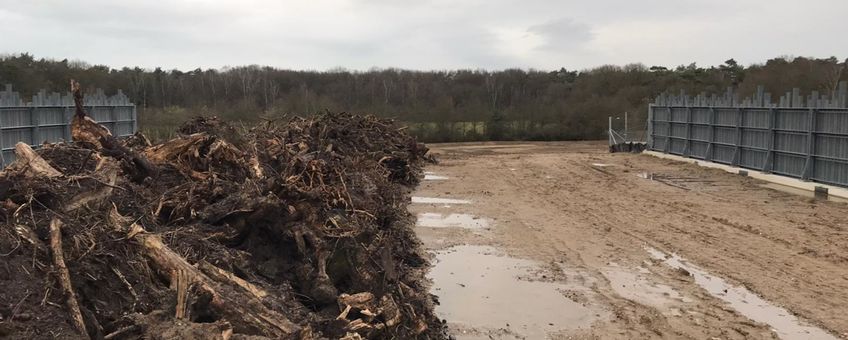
[0,142,62,178]
[49,218,89,338]
[109,207,304,338]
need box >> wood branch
[65,158,120,212]
[175,269,189,319]
[143,133,211,180]
[70,79,112,149]
[135,230,300,337]
[0,143,62,178]
[69,79,157,182]
[14,224,45,251]
[197,261,268,299]
[108,207,302,338]
[103,325,140,340]
[49,218,89,338]
[143,133,210,165]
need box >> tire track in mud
[551,151,846,338]
[485,154,778,339]
[422,142,848,339]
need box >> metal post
[706,107,715,161]
[608,116,614,145]
[663,108,670,154]
[109,105,118,135]
[684,107,692,156]
[64,107,73,142]
[647,105,654,149]
[802,108,817,180]
[31,107,40,146]
[0,108,4,165]
[763,108,776,172]
[132,105,138,134]
[732,108,743,166]
[624,111,628,143]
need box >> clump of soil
[0,112,444,339]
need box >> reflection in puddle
[417,213,490,229]
[759,183,848,203]
[425,174,450,180]
[647,247,837,340]
[430,245,596,339]
[603,264,690,309]
[411,197,472,204]
[592,163,613,167]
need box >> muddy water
[637,171,655,180]
[424,174,450,180]
[416,213,490,229]
[411,196,472,204]
[430,245,597,339]
[603,264,691,309]
[647,247,838,340]
[759,183,848,203]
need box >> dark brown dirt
[0,113,445,339]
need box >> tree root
[49,218,88,338]
[0,143,62,178]
[109,207,305,338]
[70,79,157,182]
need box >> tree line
[1,53,845,142]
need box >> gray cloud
[528,18,593,50]
[0,0,846,71]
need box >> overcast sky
[1,0,846,71]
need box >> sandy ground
[410,141,848,340]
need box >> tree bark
[49,218,89,338]
[109,209,304,338]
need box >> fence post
[647,104,654,149]
[684,107,692,156]
[0,108,4,165]
[732,108,743,166]
[132,105,138,134]
[763,108,776,172]
[663,108,670,154]
[64,107,73,142]
[109,105,118,134]
[31,107,41,146]
[706,107,716,161]
[802,108,817,180]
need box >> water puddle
[424,174,450,180]
[637,172,655,180]
[603,264,690,309]
[417,213,490,229]
[430,245,597,339]
[759,183,847,203]
[646,247,837,340]
[411,196,471,205]
[592,163,613,167]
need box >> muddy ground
[412,141,848,340]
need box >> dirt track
[411,141,848,340]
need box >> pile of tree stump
[0,81,443,339]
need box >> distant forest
[1,53,846,142]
